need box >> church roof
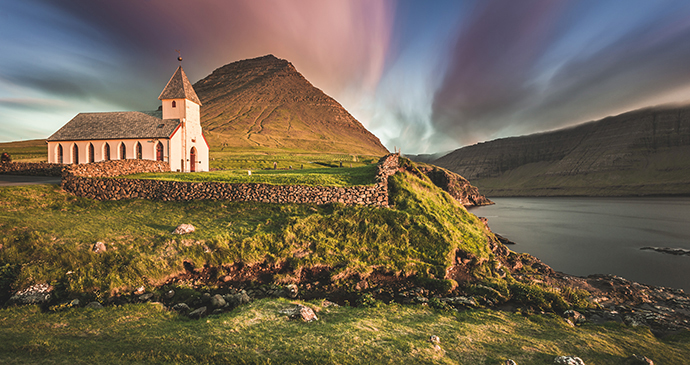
[47,111,181,141]
[158,66,202,105]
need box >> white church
[47,64,209,172]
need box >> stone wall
[0,162,63,176]
[62,154,400,207]
[62,159,171,178]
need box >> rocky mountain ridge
[434,104,690,196]
[193,55,388,156]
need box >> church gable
[47,111,180,141]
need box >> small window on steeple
[172,100,176,108]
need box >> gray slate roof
[158,66,202,105]
[47,111,180,141]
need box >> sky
[4,0,690,154]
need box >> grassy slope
[0,139,46,162]
[1,299,689,364]
[0,169,494,294]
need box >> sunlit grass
[0,300,688,364]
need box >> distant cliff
[434,105,690,196]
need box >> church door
[156,142,164,161]
[190,147,196,172]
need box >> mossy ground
[1,299,688,364]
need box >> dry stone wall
[63,159,171,178]
[0,162,63,176]
[62,154,400,207]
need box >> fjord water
[470,197,690,291]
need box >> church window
[172,100,176,108]
[88,143,94,163]
[57,144,63,164]
[120,143,126,159]
[72,144,79,164]
[136,142,142,159]
[104,143,110,161]
[156,142,164,161]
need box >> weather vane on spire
[176,49,182,64]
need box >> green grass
[0,299,688,364]
[209,150,380,171]
[0,167,496,295]
[125,164,378,187]
[0,139,47,162]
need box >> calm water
[470,197,690,291]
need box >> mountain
[192,55,388,156]
[434,104,690,196]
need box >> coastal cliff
[434,104,690,196]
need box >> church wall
[47,138,173,168]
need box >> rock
[554,356,585,365]
[70,299,80,307]
[7,283,52,306]
[85,301,103,309]
[210,294,226,308]
[139,293,154,301]
[506,360,518,365]
[429,335,440,344]
[165,290,175,299]
[172,303,190,313]
[286,284,298,298]
[640,246,690,256]
[225,292,251,307]
[280,304,318,322]
[624,354,654,365]
[134,286,146,295]
[92,241,107,253]
[322,300,338,307]
[172,224,195,235]
[188,306,207,319]
[563,310,586,325]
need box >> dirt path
[0,175,61,186]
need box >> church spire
[158,65,202,106]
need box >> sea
[469,197,690,292]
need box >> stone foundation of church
[61,154,399,208]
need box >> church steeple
[158,66,201,105]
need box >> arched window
[104,143,110,161]
[136,142,142,159]
[88,143,94,163]
[57,144,63,164]
[172,100,176,108]
[190,147,197,172]
[120,143,126,160]
[72,144,79,164]
[156,142,164,161]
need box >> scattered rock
[85,302,103,309]
[172,303,190,313]
[172,224,195,235]
[225,291,251,307]
[280,304,318,322]
[139,293,154,301]
[210,294,226,308]
[429,335,440,344]
[554,356,585,365]
[70,299,80,307]
[322,300,338,307]
[506,360,517,365]
[134,286,146,295]
[624,354,654,364]
[188,306,207,319]
[165,290,175,299]
[92,241,107,253]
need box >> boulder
[172,224,195,235]
[188,306,207,319]
[280,304,318,322]
[286,284,298,298]
[225,291,251,307]
[563,310,586,326]
[7,283,52,306]
[506,360,517,365]
[210,294,226,308]
[92,241,107,253]
[139,293,154,302]
[172,303,190,313]
[554,356,585,365]
[429,335,440,344]
[85,302,103,309]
